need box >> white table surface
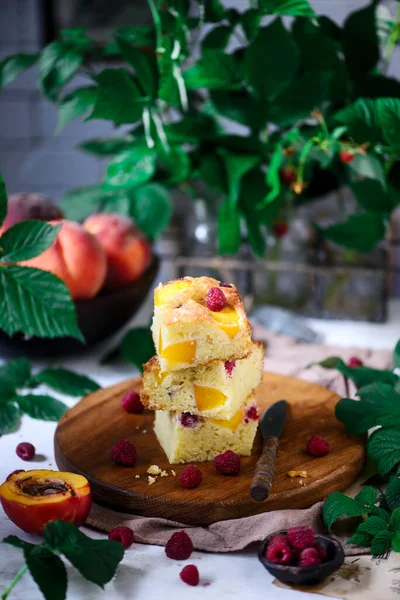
[1,299,400,600]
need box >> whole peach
[20,219,107,299]
[0,470,92,535]
[83,213,152,291]
[0,192,63,236]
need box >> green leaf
[292,19,340,72]
[25,545,67,600]
[158,145,190,184]
[376,98,400,151]
[313,357,399,389]
[219,151,260,208]
[259,0,315,17]
[202,25,232,51]
[218,199,241,255]
[336,388,400,435]
[393,531,400,552]
[88,69,142,125]
[394,340,400,370]
[44,519,124,587]
[204,0,225,22]
[263,143,284,205]
[57,87,97,132]
[349,154,386,189]
[0,402,21,435]
[371,529,393,555]
[0,52,38,88]
[241,9,262,41]
[335,99,383,145]
[164,115,219,143]
[323,491,370,529]
[3,535,35,551]
[244,210,265,257]
[4,271,74,348]
[0,221,60,262]
[116,36,158,98]
[0,175,7,228]
[351,180,396,215]
[105,145,157,190]
[318,213,386,253]
[355,487,377,509]
[33,368,100,396]
[0,266,83,341]
[79,137,134,157]
[390,508,400,532]
[129,184,172,241]
[348,531,373,547]
[0,358,32,394]
[38,41,83,100]
[17,394,68,421]
[197,155,226,192]
[368,429,400,477]
[60,184,113,222]
[120,327,155,372]
[210,90,266,130]
[183,51,240,91]
[342,3,379,80]
[246,19,300,102]
[356,516,386,537]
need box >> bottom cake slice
[153,395,259,464]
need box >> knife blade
[250,400,287,502]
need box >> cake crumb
[148,476,156,485]
[147,465,161,475]
[160,470,169,477]
[142,429,147,433]
[171,470,176,477]
[287,470,308,478]
[135,474,141,479]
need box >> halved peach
[0,470,92,535]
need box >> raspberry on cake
[141,342,263,420]
[151,277,252,372]
[153,395,259,463]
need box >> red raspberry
[6,469,25,481]
[110,439,137,466]
[165,530,193,560]
[348,356,363,368]
[266,539,292,565]
[268,534,289,549]
[121,391,144,413]
[180,565,199,586]
[339,149,354,164]
[246,406,259,421]
[306,435,330,457]
[108,526,134,548]
[224,360,236,377]
[287,526,315,550]
[213,450,240,475]
[206,287,227,312]
[16,443,35,461]
[279,166,296,186]
[298,547,321,567]
[180,413,200,428]
[313,542,327,562]
[179,465,203,489]
[272,222,289,238]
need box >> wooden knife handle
[250,436,280,502]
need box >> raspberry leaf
[322,491,373,529]
[57,86,97,132]
[3,536,36,551]
[183,51,241,91]
[44,520,124,588]
[105,145,157,190]
[370,530,393,556]
[0,175,7,228]
[393,532,400,553]
[120,327,155,372]
[259,0,315,17]
[368,429,400,477]
[356,516,387,537]
[0,221,61,262]
[310,358,399,388]
[0,52,38,88]
[116,36,158,99]
[0,358,32,394]
[87,69,143,125]
[0,402,21,436]
[347,531,373,547]
[354,487,377,509]
[385,478,400,511]
[33,368,100,396]
[218,199,241,254]
[16,394,68,421]
[38,40,84,100]
[317,213,386,253]
[129,184,172,240]
[342,3,379,81]
[394,339,400,370]
[390,509,400,533]
[24,546,67,600]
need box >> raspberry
[179,413,200,428]
[279,166,296,186]
[6,469,25,481]
[165,530,193,560]
[121,391,144,413]
[272,222,289,238]
[179,466,203,489]
[287,526,315,550]
[110,439,137,466]
[339,149,354,164]
[180,565,199,586]
[213,450,240,475]
[268,534,289,549]
[298,547,321,567]
[224,360,236,377]
[206,287,227,312]
[16,443,35,461]
[306,435,330,457]
[246,406,259,421]
[313,542,327,562]
[348,356,363,368]
[108,526,134,548]
[266,539,292,565]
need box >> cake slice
[151,276,252,372]
[142,341,263,420]
[153,395,259,464]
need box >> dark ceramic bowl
[0,255,160,358]
[258,531,344,586]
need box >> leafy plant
[2,520,124,600]
[0,357,100,436]
[101,326,155,372]
[3,1,400,255]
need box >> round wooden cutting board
[54,372,365,526]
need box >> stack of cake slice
[141,276,263,464]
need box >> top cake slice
[151,276,252,372]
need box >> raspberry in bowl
[258,528,344,586]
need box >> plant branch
[2,565,28,600]
[147,0,163,52]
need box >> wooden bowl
[258,531,344,586]
[0,255,159,358]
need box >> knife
[250,400,287,502]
